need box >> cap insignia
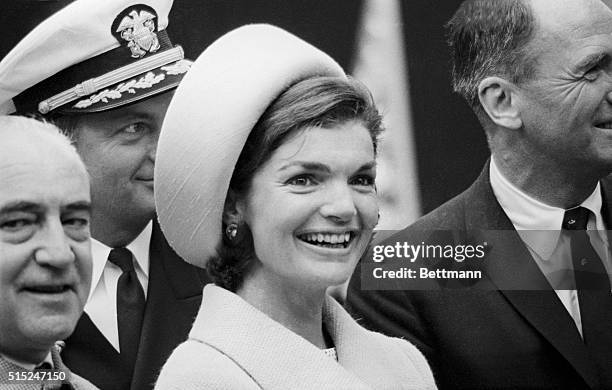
[115,7,160,58]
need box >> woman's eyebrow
[357,161,377,171]
[278,161,331,173]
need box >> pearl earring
[226,223,238,240]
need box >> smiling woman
[154,24,436,389]
[208,77,382,293]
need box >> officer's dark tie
[563,207,612,385]
[108,248,145,373]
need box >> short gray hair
[447,0,537,110]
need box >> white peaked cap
[0,0,188,115]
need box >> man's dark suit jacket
[347,162,612,390]
[61,221,210,390]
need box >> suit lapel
[463,162,599,389]
[600,175,612,239]
[131,220,207,390]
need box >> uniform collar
[88,221,152,299]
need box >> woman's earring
[226,223,238,240]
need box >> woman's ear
[477,76,523,130]
[223,189,245,225]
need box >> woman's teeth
[297,232,353,248]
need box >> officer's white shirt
[84,221,151,352]
[489,158,611,336]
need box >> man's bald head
[0,116,84,171]
[0,115,92,364]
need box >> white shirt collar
[1,352,53,370]
[489,157,604,260]
[88,221,152,300]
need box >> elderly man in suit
[0,1,209,389]
[0,116,97,390]
[348,0,612,389]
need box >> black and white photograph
[0,0,611,389]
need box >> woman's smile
[296,230,356,250]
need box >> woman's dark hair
[206,75,383,292]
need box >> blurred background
[1,0,489,229]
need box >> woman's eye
[286,175,316,186]
[351,175,375,187]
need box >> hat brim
[56,59,192,114]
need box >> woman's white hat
[154,24,345,267]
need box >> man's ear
[222,189,245,225]
[478,76,523,130]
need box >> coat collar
[190,284,421,390]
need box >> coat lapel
[463,162,598,388]
[324,297,433,389]
[191,285,372,390]
[131,220,208,390]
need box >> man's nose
[35,219,75,267]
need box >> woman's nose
[319,183,357,223]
